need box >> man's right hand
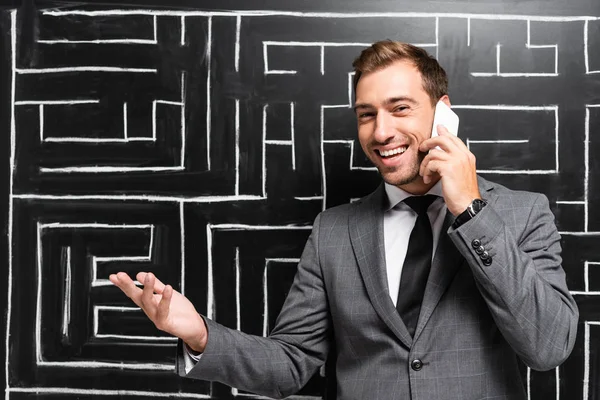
[109,271,208,353]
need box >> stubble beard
[378,151,425,187]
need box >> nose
[373,111,395,143]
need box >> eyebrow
[353,96,418,112]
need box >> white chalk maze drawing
[6,8,600,399]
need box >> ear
[439,95,451,107]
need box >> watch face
[471,199,487,213]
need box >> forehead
[355,60,428,104]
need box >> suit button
[483,257,493,266]
[411,359,423,371]
[480,251,490,260]
[471,239,481,249]
[475,246,485,255]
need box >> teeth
[379,147,407,157]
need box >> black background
[2,0,600,398]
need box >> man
[110,40,579,399]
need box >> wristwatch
[452,198,487,229]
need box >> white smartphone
[431,100,459,139]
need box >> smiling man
[110,40,579,400]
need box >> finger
[422,160,442,184]
[137,271,166,294]
[109,273,119,286]
[419,152,431,178]
[110,272,144,307]
[426,147,450,160]
[419,149,448,177]
[111,272,136,291]
[141,273,159,316]
[420,135,457,153]
[155,284,173,328]
[435,124,456,137]
[436,125,470,152]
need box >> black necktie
[396,195,437,338]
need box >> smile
[377,146,408,158]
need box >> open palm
[109,271,207,352]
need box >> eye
[393,105,409,113]
[358,112,375,119]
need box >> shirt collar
[383,180,444,211]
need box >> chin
[380,170,420,187]
[374,153,424,187]
[376,160,419,184]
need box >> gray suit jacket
[177,176,579,400]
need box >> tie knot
[403,195,437,215]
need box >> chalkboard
[2,0,600,398]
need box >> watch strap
[452,199,487,229]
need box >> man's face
[354,60,437,190]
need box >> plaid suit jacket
[178,176,578,400]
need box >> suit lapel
[349,184,413,348]
[414,176,498,340]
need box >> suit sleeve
[176,214,332,399]
[448,193,579,371]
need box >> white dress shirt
[183,181,448,373]
[383,180,447,307]
[184,342,202,373]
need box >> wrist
[184,315,208,353]
[449,192,482,216]
[452,198,487,229]
[186,338,206,354]
[452,199,474,217]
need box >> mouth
[376,145,408,159]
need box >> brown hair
[352,40,448,105]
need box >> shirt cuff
[183,342,203,374]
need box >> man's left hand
[419,125,481,216]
